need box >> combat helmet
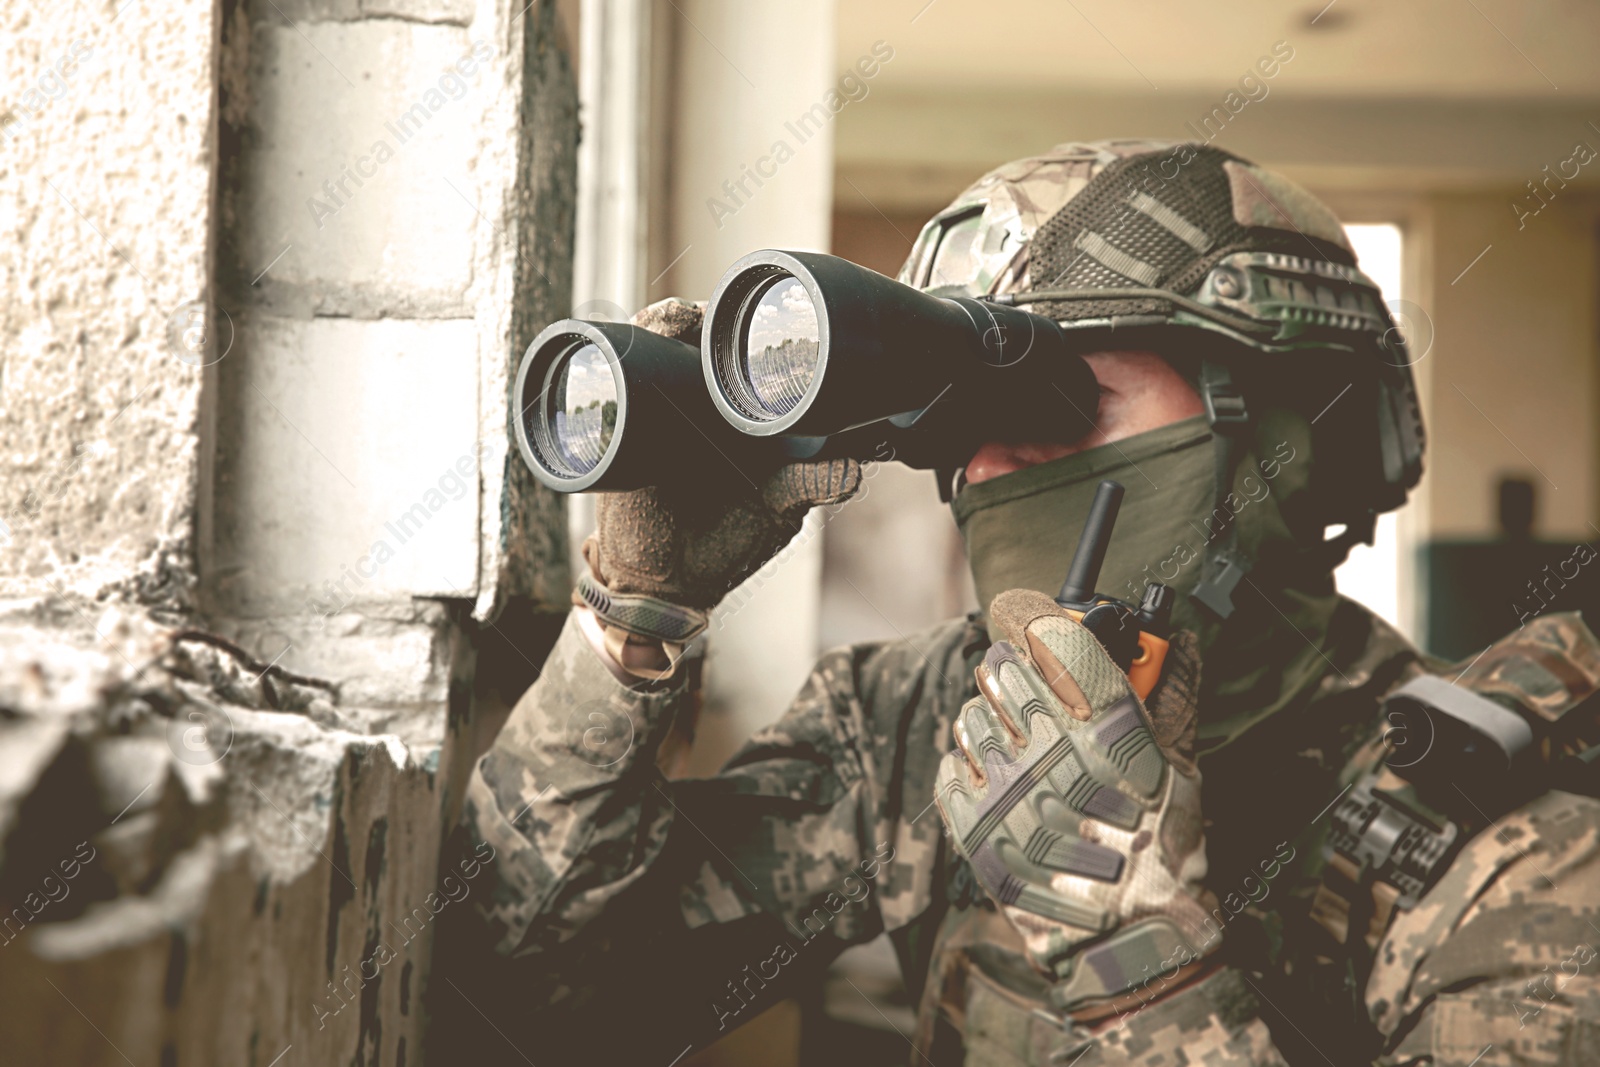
[903,140,1426,619]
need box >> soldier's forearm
[461,607,691,953]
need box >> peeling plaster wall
[0,602,461,1065]
[0,1,217,605]
[0,1,579,1063]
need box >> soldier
[429,141,1600,1066]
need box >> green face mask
[952,414,1342,750]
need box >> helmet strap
[1191,360,1252,621]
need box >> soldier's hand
[581,299,862,635]
[934,588,1219,1017]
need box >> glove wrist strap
[575,571,710,645]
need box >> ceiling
[837,0,1597,101]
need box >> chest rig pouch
[1314,611,1600,957]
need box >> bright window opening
[1334,222,1407,634]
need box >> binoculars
[513,250,1101,493]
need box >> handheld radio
[1055,479,1173,700]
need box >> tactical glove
[935,588,1220,1018]
[579,299,862,646]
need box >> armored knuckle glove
[580,299,863,642]
[935,588,1220,1017]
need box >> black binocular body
[513,250,1100,493]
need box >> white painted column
[569,0,657,579]
[574,0,653,314]
[657,0,838,772]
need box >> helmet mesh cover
[1026,145,1356,322]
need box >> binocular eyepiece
[513,250,1100,493]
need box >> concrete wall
[0,1,579,1063]
[0,1,216,605]
[0,603,465,1066]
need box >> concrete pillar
[655,0,839,773]
[574,0,654,315]
[567,0,657,579]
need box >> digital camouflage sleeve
[428,607,988,1063]
[429,605,1600,1067]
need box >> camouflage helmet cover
[898,140,1206,297]
[901,139,1424,524]
[896,137,1356,303]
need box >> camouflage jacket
[432,601,1600,1067]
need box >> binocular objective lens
[741,275,821,418]
[546,342,618,475]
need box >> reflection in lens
[741,275,820,418]
[546,342,618,475]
